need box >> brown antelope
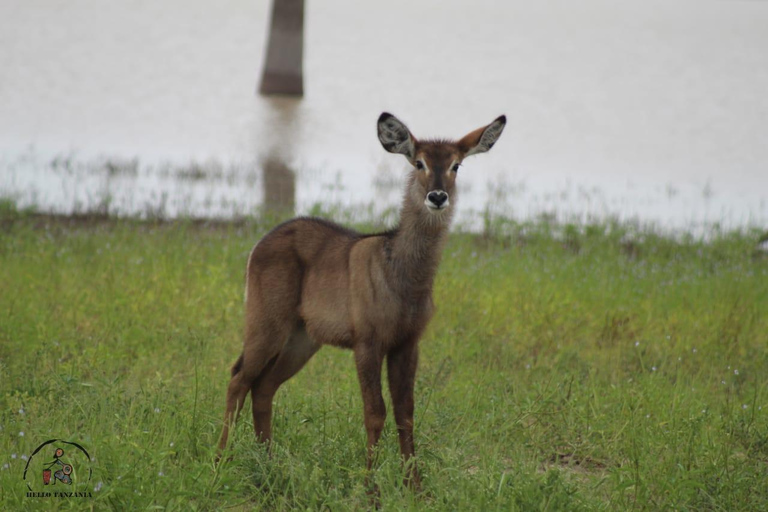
[217,112,506,488]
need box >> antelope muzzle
[425,190,449,210]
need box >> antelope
[217,112,506,489]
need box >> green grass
[0,210,766,511]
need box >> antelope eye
[452,163,460,172]
[415,161,425,170]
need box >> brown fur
[217,112,506,490]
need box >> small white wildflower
[11,453,16,459]
[18,408,24,415]
[646,414,650,418]
[154,408,161,413]
[158,471,164,477]
[635,341,640,347]
[94,481,103,492]
[734,369,739,375]
[701,409,706,414]
[742,404,748,410]
[2,463,8,470]
[721,380,727,385]
[169,442,174,447]
[21,454,28,461]
[117,475,122,480]
[678,357,682,362]
[727,366,731,370]
[692,348,697,353]
[651,366,657,372]
[18,431,24,437]
[224,485,229,490]
[525,364,531,370]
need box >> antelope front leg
[354,345,386,486]
[387,340,422,490]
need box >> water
[2,0,767,232]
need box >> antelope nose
[427,190,448,207]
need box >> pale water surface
[1,0,767,232]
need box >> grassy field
[1,206,767,511]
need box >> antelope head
[377,112,506,215]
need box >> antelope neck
[385,197,452,294]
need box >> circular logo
[22,439,93,492]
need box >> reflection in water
[260,98,301,215]
[262,153,295,214]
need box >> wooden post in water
[259,0,304,96]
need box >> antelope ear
[377,113,416,159]
[458,115,506,157]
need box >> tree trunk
[259,0,304,96]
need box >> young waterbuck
[218,112,506,488]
